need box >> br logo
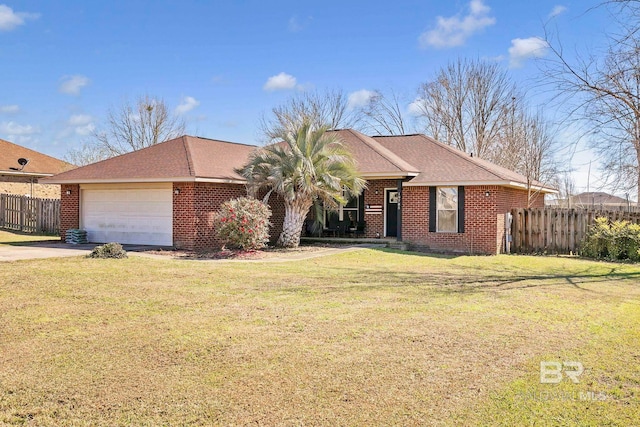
[540,361,584,384]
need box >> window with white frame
[436,187,458,232]
[324,193,360,225]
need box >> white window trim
[324,191,360,225]
[436,186,458,233]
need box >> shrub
[580,218,640,262]
[213,197,272,250]
[87,242,128,259]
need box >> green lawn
[0,230,59,244]
[0,238,638,425]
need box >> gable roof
[1,139,74,178]
[373,134,556,193]
[44,136,256,184]
[329,129,419,178]
[45,131,557,193]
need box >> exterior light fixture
[174,188,181,195]
[485,191,491,197]
[66,189,72,195]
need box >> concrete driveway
[0,242,169,262]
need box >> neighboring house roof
[1,138,74,178]
[571,192,634,206]
[373,134,556,193]
[329,129,419,178]
[44,136,256,184]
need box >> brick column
[60,184,80,241]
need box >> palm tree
[238,121,365,248]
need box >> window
[342,193,359,223]
[324,193,360,226]
[436,187,458,232]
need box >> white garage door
[81,184,173,246]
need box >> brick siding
[59,179,544,253]
[173,182,246,250]
[401,185,544,254]
[0,175,61,199]
[59,184,79,241]
[266,194,285,245]
[362,179,398,238]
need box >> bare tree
[64,141,111,166]
[412,58,558,203]
[516,110,559,206]
[260,89,361,142]
[541,0,640,201]
[413,58,516,158]
[359,89,412,135]
[91,95,185,157]
[556,172,577,207]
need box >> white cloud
[347,89,377,109]
[175,96,200,115]
[0,121,39,136]
[548,5,567,19]
[67,114,95,136]
[288,15,312,32]
[509,37,549,68]
[419,0,496,49]
[58,75,90,96]
[0,104,19,114]
[0,4,39,32]
[263,72,298,91]
[407,99,426,117]
[288,16,302,32]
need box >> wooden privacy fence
[0,194,60,234]
[506,208,640,254]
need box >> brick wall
[0,176,61,199]
[362,179,397,238]
[267,194,285,245]
[173,182,196,249]
[401,185,543,255]
[59,184,79,241]
[173,182,246,250]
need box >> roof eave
[361,171,419,180]
[43,176,247,185]
[403,179,558,193]
[1,171,54,178]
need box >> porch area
[300,236,408,250]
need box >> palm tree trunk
[278,199,313,248]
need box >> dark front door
[385,189,398,237]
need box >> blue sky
[1,0,619,196]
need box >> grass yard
[0,231,58,245]
[0,239,638,425]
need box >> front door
[385,189,398,237]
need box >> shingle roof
[44,136,256,184]
[44,131,557,193]
[373,134,555,192]
[1,139,74,176]
[571,192,631,206]
[329,129,419,177]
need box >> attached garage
[80,183,173,246]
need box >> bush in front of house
[213,197,272,251]
[580,217,640,262]
[87,242,128,259]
